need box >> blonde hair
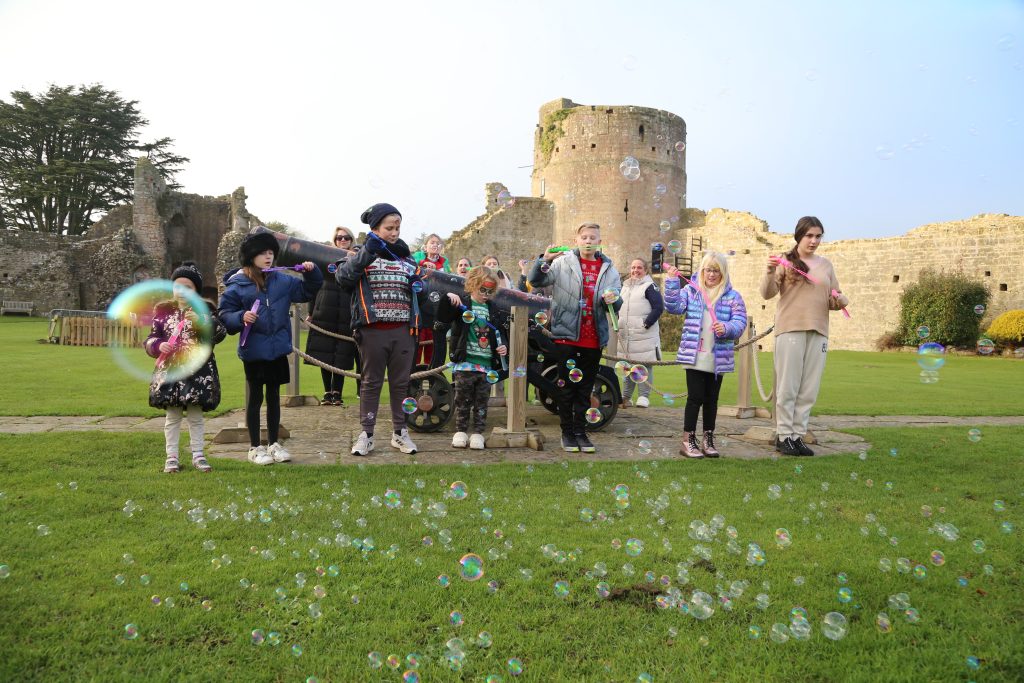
[576,222,600,234]
[424,233,444,250]
[333,226,353,242]
[465,265,499,293]
[697,251,729,307]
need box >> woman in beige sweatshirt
[759,216,849,456]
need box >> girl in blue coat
[218,231,322,466]
[663,251,747,459]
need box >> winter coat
[218,267,323,362]
[304,272,356,366]
[663,278,748,374]
[436,293,511,380]
[411,251,452,273]
[527,249,622,347]
[144,300,226,410]
[335,237,429,333]
[616,275,664,362]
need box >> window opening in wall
[591,143,596,149]
[651,146,656,152]
[1000,283,1008,291]
[761,304,766,310]
[555,147,559,153]
[985,271,991,276]
[892,275,900,283]
[571,144,575,149]
[639,124,645,141]
[623,199,629,221]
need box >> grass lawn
[0,427,1022,681]
[2,316,1022,417]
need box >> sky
[1,0,1022,245]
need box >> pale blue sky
[1,0,1021,244]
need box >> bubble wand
[831,289,851,318]
[239,300,260,347]
[603,288,620,331]
[688,276,720,332]
[457,303,508,372]
[261,265,307,273]
[156,319,186,369]
[770,255,820,285]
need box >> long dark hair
[784,216,824,284]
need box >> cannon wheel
[405,365,454,433]
[533,364,620,431]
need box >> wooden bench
[0,300,34,316]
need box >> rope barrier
[293,347,450,382]
[300,318,433,346]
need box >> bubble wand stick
[156,319,186,369]
[831,289,851,318]
[769,255,820,285]
[239,300,260,347]
[603,289,620,332]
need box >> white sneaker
[469,434,486,450]
[636,396,650,408]
[268,442,291,463]
[247,445,274,466]
[351,431,374,456]
[452,431,469,448]
[390,428,418,454]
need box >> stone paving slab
[4,407,1023,466]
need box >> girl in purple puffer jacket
[663,251,747,459]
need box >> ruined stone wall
[531,98,687,267]
[445,184,554,271]
[160,193,233,300]
[132,158,167,269]
[683,210,1024,351]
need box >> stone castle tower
[530,98,687,266]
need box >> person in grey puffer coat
[663,251,747,459]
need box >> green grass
[3,316,1022,417]
[0,428,1022,681]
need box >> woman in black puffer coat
[304,227,361,405]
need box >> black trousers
[551,344,603,436]
[684,369,723,432]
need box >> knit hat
[171,261,203,291]
[238,231,280,266]
[360,203,402,230]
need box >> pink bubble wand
[156,319,186,369]
[831,289,851,318]
[770,255,820,284]
[239,299,260,347]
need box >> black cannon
[253,226,621,433]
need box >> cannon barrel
[252,226,550,316]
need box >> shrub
[985,309,1024,345]
[874,330,902,351]
[895,270,989,347]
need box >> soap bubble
[384,489,402,509]
[368,652,383,668]
[916,325,930,339]
[459,553,485,581]
[496,189,515,208]
[972,539,986,553]
[585,408,602,424]
[507,658,524,675]
[674,141,686,152]
[967,428,982,442]
[775,528,792,548]
[689,591,714,620]
[437,574,450,588]
[822,612,848,640]
[767,484,782,500]
[462,310,476,324]
[974,304,986,315]
[401,397,418,414]
[36,524,50,536]
[291,644,303,657]
[534,311,549,326]
[123,623,139,640]
[930,550,945,566]
[568,368,583,383]
[667,240,682,255]
[512,365,527,378]
[659,220,671,233]
[625,538,644,556]
[638,440,652,455]
[629,365,649,383]
[449,481,469,500]
[655,184,668,196]
[837,587,853,603]
[916,342,945,370]
[994,499,1006,512]
[486,370,500,384]
[596,581,610,598]
[449,610,464,627]
[553,580,570,597]
[976,338,995,355]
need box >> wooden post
[734,319,755,418]
[487,304,543,450]
[286,306,300,397]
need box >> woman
[617,258,664,408]
[304,226,360,405]
[759,216,849,457]
[455,258,472,277]
[483,255,514,290]
[664,252,747,458]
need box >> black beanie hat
[171,261,203,291]
[238,231,281,266]
[360,203,401,230]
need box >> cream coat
[617,275,662,362]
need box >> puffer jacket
[663,277,747,374]
[617,275,664,362]
[304,273,355,366]
[218,267,323,362]
[527,250,622,347]
[145,299,226,410]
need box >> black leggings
[246,381,281,446]
[684,369,723,432]
[321,368,343,394]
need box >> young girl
[145,262,226,473]
[336,203,428,456]
[482,255,514,290]
[411,234,451,367]
[663,252,748,459]
[218,231,322,466]
[760,216,849,456]
[436,266,510,450]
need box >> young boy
[436,265,510,450]
[528,223,621,453]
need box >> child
[218,231,322,466]
[336,203,429,456]
[663,252,748,458]
[436,266,510,450]
[411,234,451,367]
[145,262,226,473]
[529,223,621,453]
